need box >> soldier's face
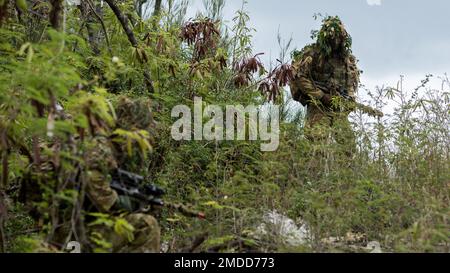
[331,35,344,51]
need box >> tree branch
[49,0,64,30]
[83,0,113,56]
[153,0,162,17]
[104,0,138,47]
[104,0,154,93]
[0,130,9,253]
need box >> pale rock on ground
[66,0,80,5]
[365,241,383,253]
[255,210,384,253]
[255,210,311,247]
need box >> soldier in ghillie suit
[113,96,157,169]
[79,96,161,253]
[290,16,361,145]
[19,97,160,253]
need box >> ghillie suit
[290,16,360,148]
[18,98,160,253]
[115,97,155,132]
[112,96,157,170]
[83,135,161,253]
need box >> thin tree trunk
[78,3,100,55]
[0,0,11,24]
[49,0,64,30]
[104,0,138,47]
[79,1,112,56]
[88,0,112,55]
[0,130,9,253]
[0,196,5,253]
[104,0,155,93]
[153,0,162,17]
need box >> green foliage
[312,16,353,56]
[0,0,448,254]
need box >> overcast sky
[186,0,449,91]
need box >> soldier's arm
[86,170,118,212]
[291,55,326,102]
[345,55,360,100]
[85,137,119,213]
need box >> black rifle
[111,169,165,206]
[110,169,205,219]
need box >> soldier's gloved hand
[320,94,333,107]
[114,195,140,212]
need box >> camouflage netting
[315,16,353,56]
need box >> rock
[161,241,169,253]
[255,210,311,247]
[66,0,81,6]
[365,241,383,253]
[321,232,366,245]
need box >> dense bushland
[0,0,448,253]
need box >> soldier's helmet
[317,16,352,54]
[115,97,155,131]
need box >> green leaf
[18,42,31,56]
[114,218,135,242]
[16,0,27,11]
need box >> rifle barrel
[111,170,205,219]
[313,80,384,118]
[164,202,206,220]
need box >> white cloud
[367,0,382,6]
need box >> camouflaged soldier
[18,97,160,252]
[290,16,360,145]
[113,96,157,169]
[84,97,160,253]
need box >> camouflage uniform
[19,98,160,253]
[113,96,157,170]
[84,98,160,253]
[290,17,360,146]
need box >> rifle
[338,87,384,118]
[111,169,205,219]
[314,81,384,118]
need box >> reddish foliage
[233,53,265,87]
[258,61,294,102]
[181,18,220,61]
